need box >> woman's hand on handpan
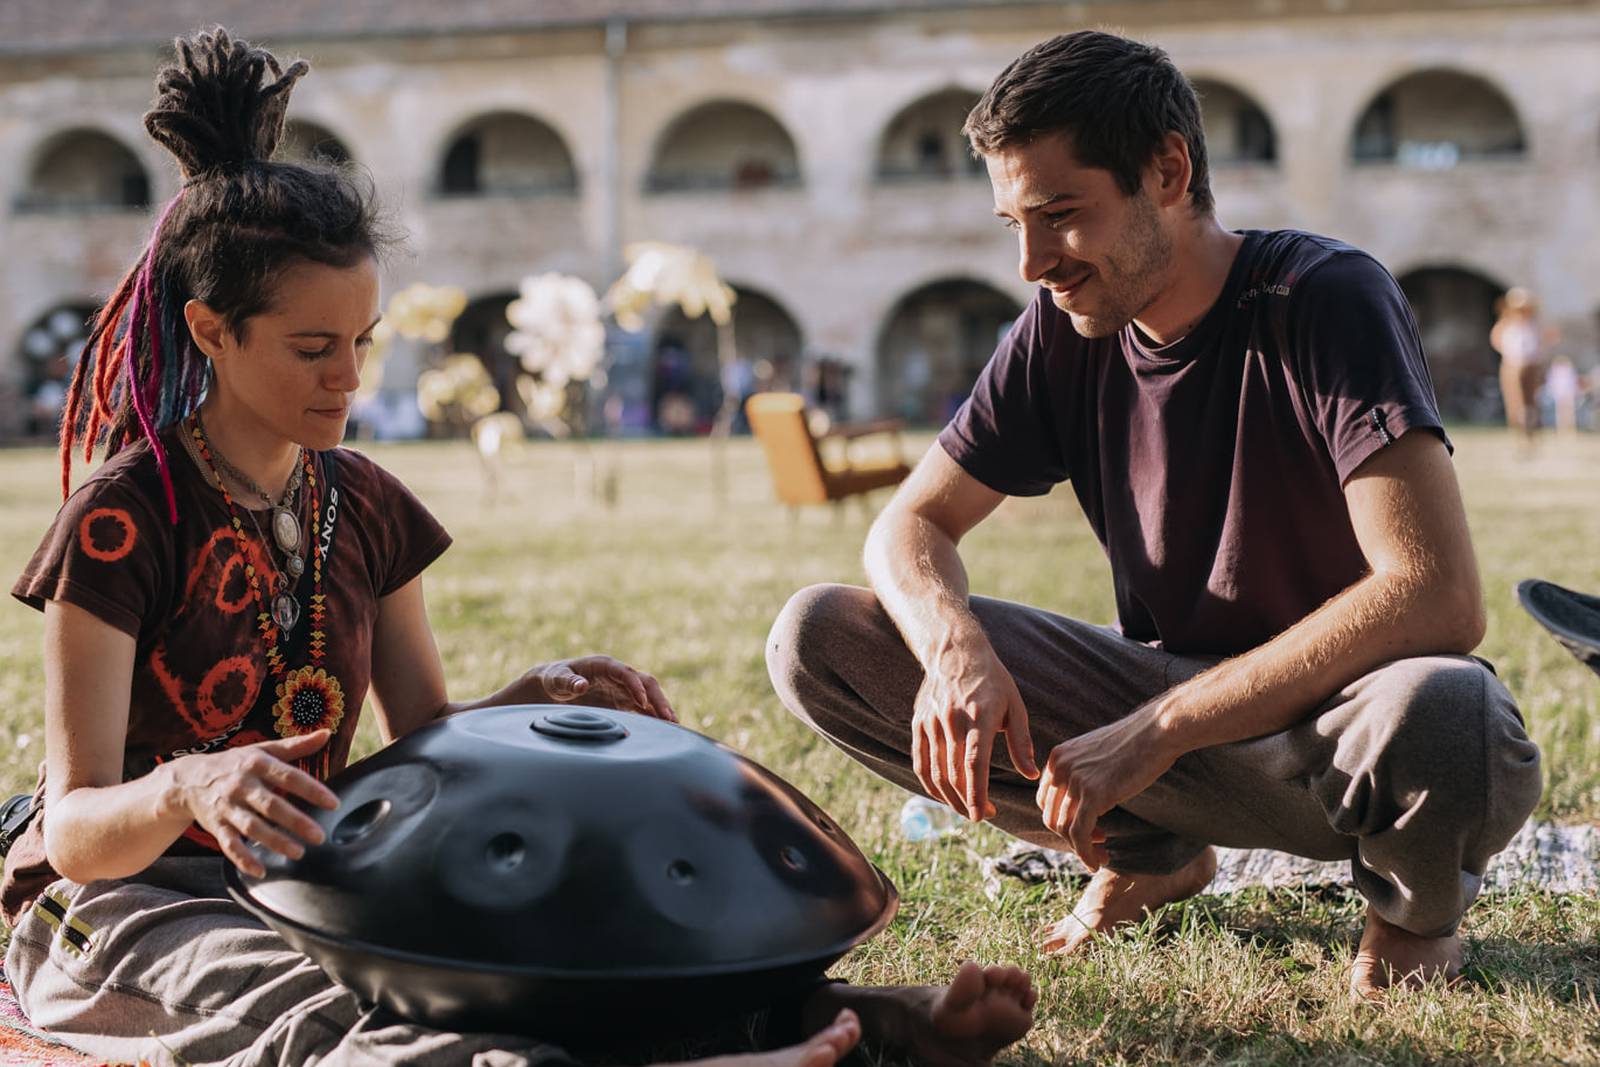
[532,655,677,723]
[159,730,339,878]
[913,635,1038,822]
[1035,704,1177,869]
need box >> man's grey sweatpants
[767,584,1543,939]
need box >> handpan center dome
[227,705,897,1037]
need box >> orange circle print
[78,507,137,562]
[196,655,263,732]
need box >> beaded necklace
[186,415,345,775]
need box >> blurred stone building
[2,0,1596,438]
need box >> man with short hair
[767,30,1541,999]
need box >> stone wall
[1,1,1595,436]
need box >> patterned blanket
[982,819,1600,898]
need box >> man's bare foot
[1038,846,1217,955]
[662,1009,861,1067]
[1349,908,1463,1001]
[804,961,1036,1067]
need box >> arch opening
[876,89,985,182]
[650,287,803,434]
[877,280,1022,425]
[1191,79,1277,165]
[439,113,578,197]
[1352,71,1526,168]
[17,301,95,438]
[279,120,354,165]
[449,292,522,416]
[20,130,150,213]
[647,102,801,193]
[1397,266,1505,421]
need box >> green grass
[2,427,1598,1064]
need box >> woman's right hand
[159,730,339,878]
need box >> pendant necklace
[189,412,306,630]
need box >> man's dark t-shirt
[2,429,450,925]
[938,229,1448,656]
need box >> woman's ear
[184,299,229,362]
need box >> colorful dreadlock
[58,192,191,523]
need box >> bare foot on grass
[1038,846,1218,955]
[806,961,1036,1067]
[1349,908,1462,1001]
[667,1009,861,1067]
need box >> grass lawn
[1,426,1597,1065]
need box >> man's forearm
[864,508,988,668]
[1148,566,1485,759]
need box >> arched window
[438,113,578,197]
[1352,71,1526,168]
[279,120,353,165]
[17,301,95,437]
[1190,79,1277,165]
[651,287,803,433]
[876,89,985,182]
[877,280,1022,425]
[647,102,801,193]
[19,129,150,213]
[1397,266,1506,421]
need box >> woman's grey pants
[767,584,1543,939]
[4,858,580,1066]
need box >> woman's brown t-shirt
[2,428,450,925]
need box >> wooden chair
[745,392,911,508]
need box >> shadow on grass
[1463,936,1600,1004]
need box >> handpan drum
[226,705,898,1040]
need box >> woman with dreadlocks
[1,25,1035,1067]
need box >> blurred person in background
[1543,355,1587,434]
[1489,286,1549,444]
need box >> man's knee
[1364,657,1542,840]
[765,583,877,713]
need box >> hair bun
[144,26,309,180]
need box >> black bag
[0,792,36,860]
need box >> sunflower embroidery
[273,665,346,738]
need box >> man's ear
[184,299,229,362]
[1148,131,1194,211]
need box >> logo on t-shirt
[1237,269,1298,309]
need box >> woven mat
[981,819,1600,899]
[0,967,113,1066]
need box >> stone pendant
[272,592,301,632]
[286,554,305,579]
[273,507,300,553]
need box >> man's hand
[1035,704,1176,869]
[533,655,677,723]
[913,636,1039,821]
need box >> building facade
[2,0,1597,437]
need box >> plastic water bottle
[900,796,961,842]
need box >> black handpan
[1516,579,1600,680]
[226,705,898,1040]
